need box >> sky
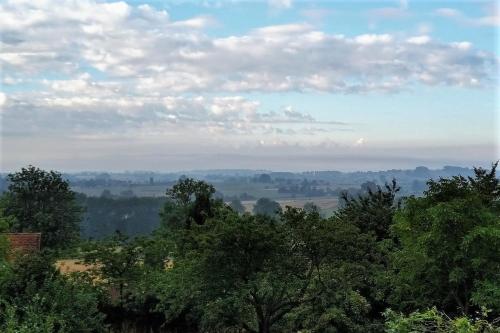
[0,0,499,172]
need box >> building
[4,233,41,256]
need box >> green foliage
[0,254,104,332]
[253,197,282,218]
[332,180,401,330]
[78,195,165,239]
[391,163,500,316]
[3,166,83,248]
[336,179,400,241]
[83,233,144,307]
[229,198,246,214]
[159,202,377,333]
[384,308,500,333]
[162,178,219,230]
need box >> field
[72,182,285,199]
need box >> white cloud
[354,138,365,146]
[354,34,393,45]
[0,0,495,96]
[406,35,431,45]
[0,93,6,107]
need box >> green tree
[83,232,143,308]
[391,163,500,316]
[253,198,281,218]
[161,207,373,333]
[336,179,400,241]
[384,308,500,333]
[0,254,104,332]
[229,198,246,214]
[162,178,219,230]
[332,180,401,330]
[3,166,82,248]
[0,199,16,265]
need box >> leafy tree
[229,198,246,214]
[332,180,401,330]
[384,308,500,333]
[391,163,500,316]
[336,179,400,241]
[162,178,218,230]
[83,232,143,308]
[161,207,373,333]
[303,202,320,214]
[0,199,16,266]
[253,198,281,218]
[79,195,165,239]
[3,166,82,248]
[0,254,104,332]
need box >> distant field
[72,182,286,199]
[241,197,339,217]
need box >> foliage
[229,198,246,214]
[83,232,144,307]
[0,254,104,332]
[332,180,401,330]
[158,203,378,333]
[162,178,220,230]
[2,166,82,248]
[252,198,282,218]
[384,308,500,333]
[336,179,400,241]
[78,195,165,239]
[390,163,500,316]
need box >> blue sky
[0,0,498,171]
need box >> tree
[0,198,17,264]
[229,198,246,214]
[390,163,500,316]
[0,254,104,332]
[3,166,82,248]
[334,180,401,329]
[253,198,281,218]
[83,232,143,308]
[337,179,400,241]
[162,178,218,230]
[161,206,373,333]
[384,308,500,333]
[303,202,319,214]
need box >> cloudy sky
[0,0,498,172]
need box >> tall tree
[331,181,401,330]
[162,178,218,230]
[253,198,281,218]
[336,179,400,241]
[229,198,246,214]
[391,163,500,316]
[3,166,82,248]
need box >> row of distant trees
[0,164,499,332]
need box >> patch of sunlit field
[55,259,102,281]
